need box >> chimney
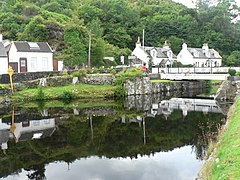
[182,43,187,49]
[163,41,170,50]
[202,43,209,51]
[0,34,2,42]
[136,36,141,48]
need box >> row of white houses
[131,38,222,69]
[0,34,63,75]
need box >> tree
[91,38,106,67]
[62,27,87,68]
[18,16,49,42]
[226,51,240,66]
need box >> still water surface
[0,93,228,180]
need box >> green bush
[78,69,87,78]
[237,71,240,76]
[35,88,45,100]
[59,91,75,101]
[71,71,79,77]
[61,71,68,76]
[228,69,236,76]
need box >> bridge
[151,67,233,80]
[159,73,229,80]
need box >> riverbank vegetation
[200,98,240,179]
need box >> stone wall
[124,77,205,96]
[0,71,62,84]
[214,80,240,101]
[10,74,115,91]
[81,74,115,85]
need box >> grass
[11,83,116,102]
[200,98,240,179]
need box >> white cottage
[131,38,177,68]
[0,35,8,75]
[177,43,222,67]
[8,41,53,73]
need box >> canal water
[0,92,229,180]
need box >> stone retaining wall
[0,71,62,84]
[214,80,240,101]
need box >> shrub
[237,71,240,76]
[228,69,236,76]
[78,69,87,78]
[35,88,45,100]
[71,71,79,77]
[59,91,75,101]
[61,71,68,76]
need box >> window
[31,57,37,70]
[42,57,48,69]
[28,42,40,49]
[152,51,155,57]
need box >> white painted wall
[0,57,8,74]
[132,46,149,64]
[177,48,194,65]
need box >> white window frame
[42,57,48,69]
[31,57,37,70]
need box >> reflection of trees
[26,164,46,180]
[0,110,225,177]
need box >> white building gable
[177,43,222,67]
[0,38,8,75]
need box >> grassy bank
[200,98,240,179]
[10,84,116,102]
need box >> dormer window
[28,42,40,49]
[194,50,199,57]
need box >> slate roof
[13,41,52,53]
[141,46,176,59]
[0,42,7,57]
[187,48,221,59]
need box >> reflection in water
[0,94,229,180]
[6,146,203,180]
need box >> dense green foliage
[0,0,240,66]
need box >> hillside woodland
[0,0,240,67]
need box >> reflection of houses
[131,38,177,68]
[177,43,222,67]
[150,98,223,118]
[0,119,10,153]
[2,112,56,143]
[12,118,56,142]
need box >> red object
[141,66,147,71]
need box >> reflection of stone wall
[124,77,205,96]
[81,107,116,116]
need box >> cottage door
[20,58,27,72]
